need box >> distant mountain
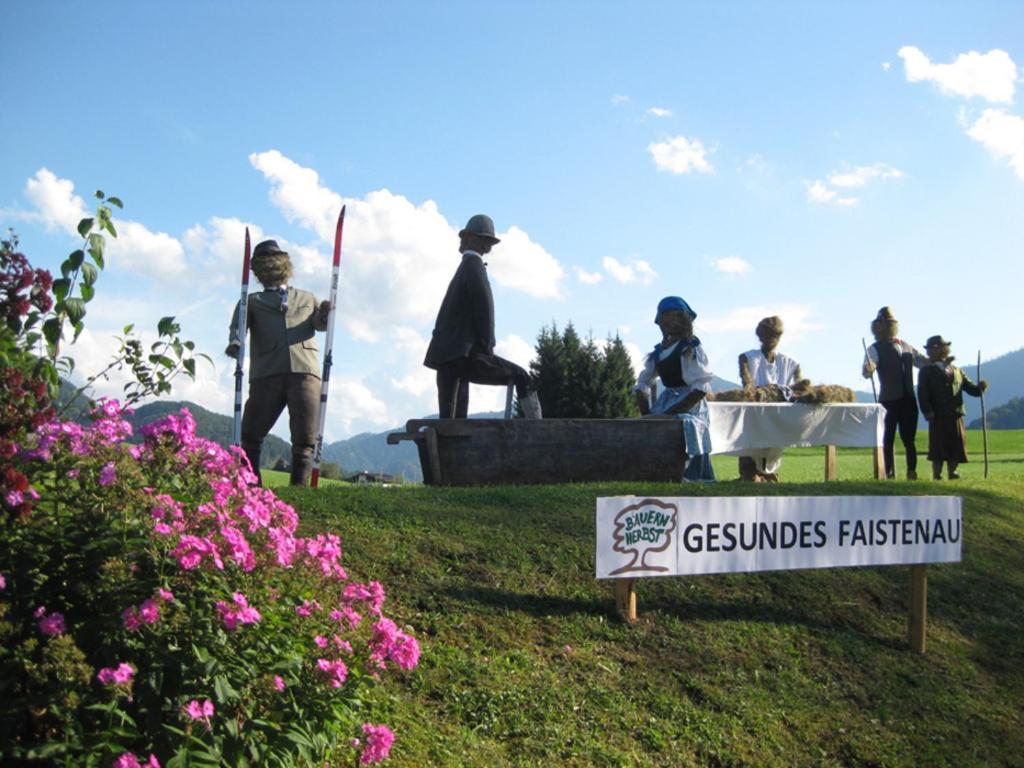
[970,396,1024,430]
[959,347,1023,427]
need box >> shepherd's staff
[310,206,346,488]
[978,349,989,479]
[862,337,877,403]
[231,228,251,446]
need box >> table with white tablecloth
[707,402,885,479]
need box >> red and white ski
[232,228,252,446]
[310,207,346,487]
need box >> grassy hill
[275,430,1024,767]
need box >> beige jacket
[229,288,327,380]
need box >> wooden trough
[387,419,686,485]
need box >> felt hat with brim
[874,306,897,322]
[925,335,951,349]
[252,239,288,259]
[458,214,500,244]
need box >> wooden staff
[978,350,989,479]
[862,338,877,403]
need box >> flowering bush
[0,226,416,765]
[0,399,416,766]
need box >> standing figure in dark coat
[918,335,987,480]
[226,240,330,486]
[861,307,926,480]
[424,214,541,419]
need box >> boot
[520,391,543,419]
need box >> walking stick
[311,206,346,488]
[862,338,877,403]
[232,228,251,446]
[978,350,989,479]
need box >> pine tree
[599,335,640,417]
[530,323,568,417]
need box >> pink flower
[97,662,135,686]
[0,573,5,590]
[359,723,395,765]
[157,587,175,602]
[122,606,142,632]
[138,598,161,625]
[37,608,66,636]
[216,592,261,631]
[184,698,215,729]
[273,675,286,691]
[98,461,117,486]
[314,635,329,648]
[113,753,160,768]
[368,618,420,671]
[316,657,348,688]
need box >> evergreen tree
[599,335,640,417]
[530,323,568,418]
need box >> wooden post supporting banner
[824,445,837,481]
[909,565,928,654]
[873,446,885,480]
[614,579,637,624]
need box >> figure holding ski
[226,238,331,486]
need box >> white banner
[596,496,961,579]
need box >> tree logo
[609,498,677,575]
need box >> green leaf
[107,196,124,208]
[80,283,95,302]
[43,317,62,347]
[104,218,117,237]
[184,358,196,377]
[124,323,135,334]
[88,233,105,264]
[213,674,238,703]
[72,319,84,341]
[81,262,99,286]
[64,297,86,324]
[53,278,70,303]
[77,217,94,237]
[158,316,178,335]
[95,189,105,199]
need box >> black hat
[925,335,951,349]
[252,239,288,259]
[458,214,500,244]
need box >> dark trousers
[241,373,321,485]
[880,395,918,477]
[436,353,530,418]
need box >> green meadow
[276,429,1023,767]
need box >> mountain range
[61,347,1022,482]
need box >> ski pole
[232,228,251,446]
[311,206,345,487]
[978,350,989,479]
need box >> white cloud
[898,46,1018,103]
[806,180,857,206]
[698,304,824,339]
[710,256,752,276]
[329,378,391,436]
[494,333,536,370]
[249,152,566,341]
[827,163,904,188]
[22,168,188,281]
[24,168,87,236]
[488,225,565,299]
[882,62,891,72]
[574,266,603,285]
[967,108,1024,178]
[807,162,902,206]
[647,107,673,118]
[610,94,631,105]
[602,256,657,285]
[648,135,714,174]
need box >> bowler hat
[925,335,951,349]
[458,214,500,244]
[252,239,288,259]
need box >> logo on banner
[610,498,677,575]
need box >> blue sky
[3,1,1022,440]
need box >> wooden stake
[614,579,637,623]
[909,565,927,654]
[872,445,885,480]
[824,445,837,481]
[978,350,989,479]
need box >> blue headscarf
[655,296,697,323]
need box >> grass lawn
[276,430,1024,767]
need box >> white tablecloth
[707,403,884,455]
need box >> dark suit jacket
[423,251,495,369]
[917,362,982,418]
[229,288,327,380]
